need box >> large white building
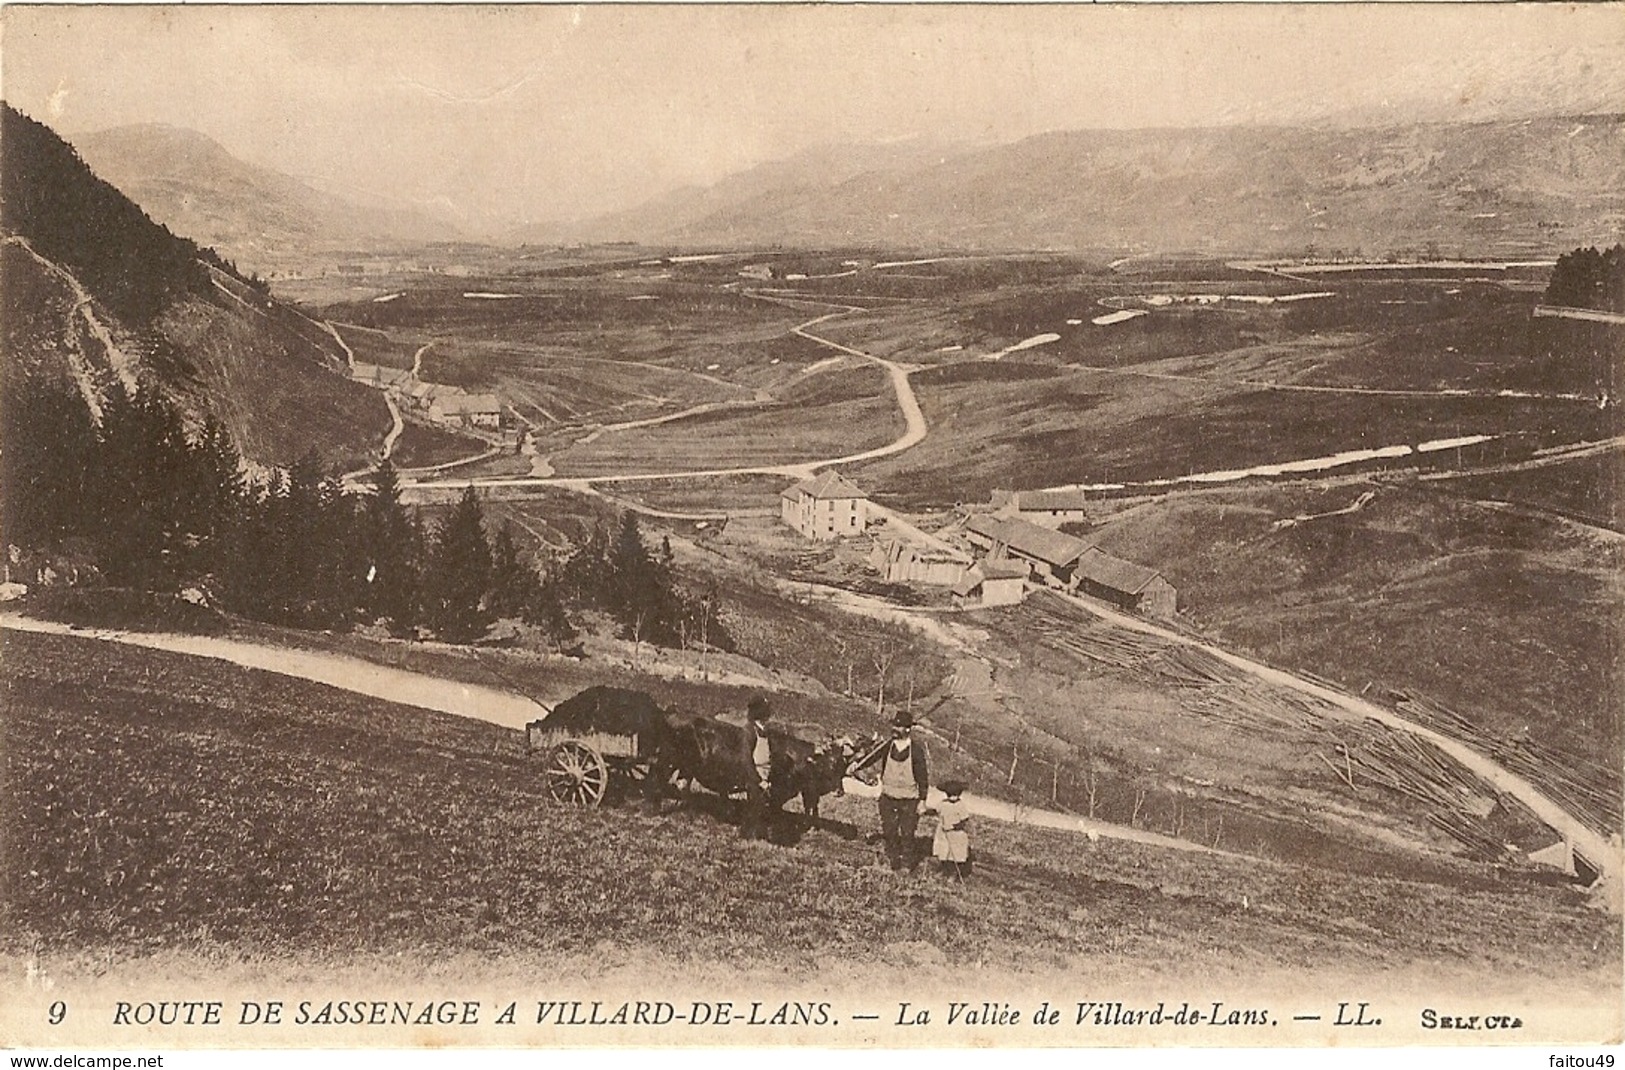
[780,470,870,541]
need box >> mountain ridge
[546,114,1625,255]
[74,122,461,270]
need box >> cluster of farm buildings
[350,362,504,432]
[778,471,1177,618]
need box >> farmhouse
[780,470,869,541]
[430,392,503,429]
[1073,546,1177,618]
[351,363,412,391]
[963,514,1089,585]
[869,537,971,586]
[951,560,1028,608]
[989,488,1090,530]
[404,381,439,409]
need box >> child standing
[923,778,972,880]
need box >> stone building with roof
[780,470,870,541]
[429,392,503,429]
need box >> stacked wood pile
[1393,692,1621,836]
[1323,718,1515,861]
[1148,646,1244,690]
[1185,683,1335,733]
[1022,591,1601,864]
[1028,617,1170,670]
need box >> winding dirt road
[404,296,929,493]
[1,614,548,729]
[5,235,137,414]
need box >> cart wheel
[546,741,609,807]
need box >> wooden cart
[526,721,660,808]
[525,685,682,807]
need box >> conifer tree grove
[424,487,494,643]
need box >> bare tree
[871,640,898,714]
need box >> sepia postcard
[1,3,1621,1064]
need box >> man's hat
[890,709,914,728]
[747,695,772,720]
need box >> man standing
[849,710,930,871]
[740,694,775,841]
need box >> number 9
[47,1001,67,1025]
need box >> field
[329,320,421,370]
[550,363,901,477]
[390,418,488,471]
[3,627,1615,995]
[1444,449,1624,532]
[841,278,1616,505]
[291,251,1619,506]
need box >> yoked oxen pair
[660,710,859,831]
[534,685,857,833]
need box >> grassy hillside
[2,627,1614,985]
[1086,479,1623,831]
[0,106,390,470]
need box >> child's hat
[939,777,968,796]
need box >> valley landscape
[1,3,1622,1058]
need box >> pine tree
[359,459,420,631]
[560,517,612,602]
[607,511,654,619]
[92,388,193,586]
[425,487,493,643]
[180,418,244,579]
[0,378,99,549]
[216,474,278,618]
[487,524,540,619]
[530,576,578,651]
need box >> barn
[1073,547,1177,618]
[963,514,1089,586]
[989,488,1090,530]
[951,560,1028,607]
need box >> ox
[662,712,855,833]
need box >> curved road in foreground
[0,614,1224,859]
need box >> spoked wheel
[545,741,610,807]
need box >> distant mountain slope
[74,123,459,269]
[1,105,390,470]
[513,137,972,245]
[562,116,1625,254]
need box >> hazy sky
[4,4,1623,235]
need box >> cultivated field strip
[1022,595,1580,864]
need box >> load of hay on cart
[526,686,671,807]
